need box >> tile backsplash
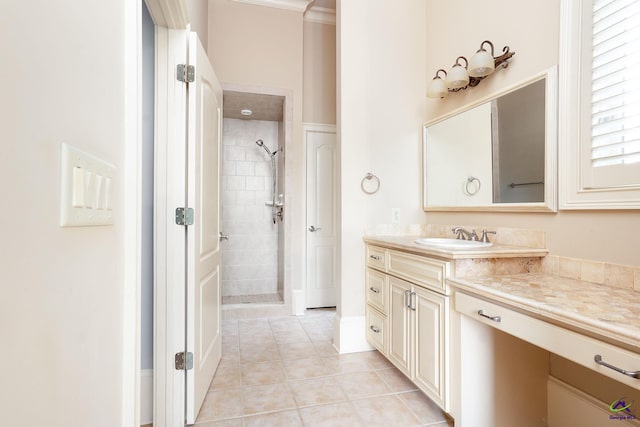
[366,223,545,248]
[542,255,640,292]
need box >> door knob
[308,225,322,232]
[219,231,229,241]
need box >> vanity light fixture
[427,40,515,99]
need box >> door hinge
[174,352,194,370]
[177,64,195,83]
[175,207,194,226]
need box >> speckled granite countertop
[449,274,640,351]
[363,235,548,259]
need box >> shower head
[255,139,277,157]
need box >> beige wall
[207,0,307,294]
[424,0,640,267]
[303,21,336,124]
[1,1,131,425]
[187,0,209,49]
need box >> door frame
[122,0,143,425]
[145,0,191,425]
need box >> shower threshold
[222,293,283,305]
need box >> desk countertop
[449,273,640,351]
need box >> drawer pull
[594,355,640,379]
[369,286,380,294]
[369,255,381,261]
[369,325,381,334]
[478,310,501,323]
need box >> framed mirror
[423,67,558,212]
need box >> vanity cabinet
[365,245,450,411]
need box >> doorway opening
[220,89,290,317]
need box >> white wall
[0,1,134,426]
[337,0,427,333]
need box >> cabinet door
[388,277,412,377]
[413,286,448,411]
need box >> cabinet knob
[369,286,380,294]
[369,325,381,334]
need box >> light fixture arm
[453,56,468,68]
[479,40,495,56]
[433,69,447,79]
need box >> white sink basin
[414,237,493,249]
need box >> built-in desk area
[364,233,640,427]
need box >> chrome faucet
[480,229,497,243]
[451,227,478,241]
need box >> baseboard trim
[140,369,153,425]
[292,289,306,316]
[333,314,374,354]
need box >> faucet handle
[451,227,464,239]
[480,229,496,243]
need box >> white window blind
[590,0,640,172]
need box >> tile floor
[193,308,453,427]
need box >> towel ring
[361,173,380,194]
[464,176,481,196]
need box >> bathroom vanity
[363,233,640,427]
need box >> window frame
[559,0,640,209]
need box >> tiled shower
[221,118,284,304]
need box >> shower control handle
[219,232,229,242]
[308,225,322,232]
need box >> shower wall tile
[224,161,237,175]
[226,176,246,191]
[222,118,280,297]
[246,177,265,191]
[236,161,255,176]
[225,146,245,161]
[255,163,271,176]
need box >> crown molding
[304,6,336,25]
[230,0,313,13]
[144,0,189,29]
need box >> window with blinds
[591,0,640,168]
[560,0,640,207]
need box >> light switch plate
[60,143,115,226]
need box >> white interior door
[305,124,338,308]
[185,32,223,424]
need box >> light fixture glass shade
[427,77,448,98]
[445,65,469,89]
[468,49,495,77]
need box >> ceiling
[223,91,285,121]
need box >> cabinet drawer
[455,291,640,391]
[388,250,449,294]
[366,306,387,354]
[366,245,386,270]
[366,268,388,314]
